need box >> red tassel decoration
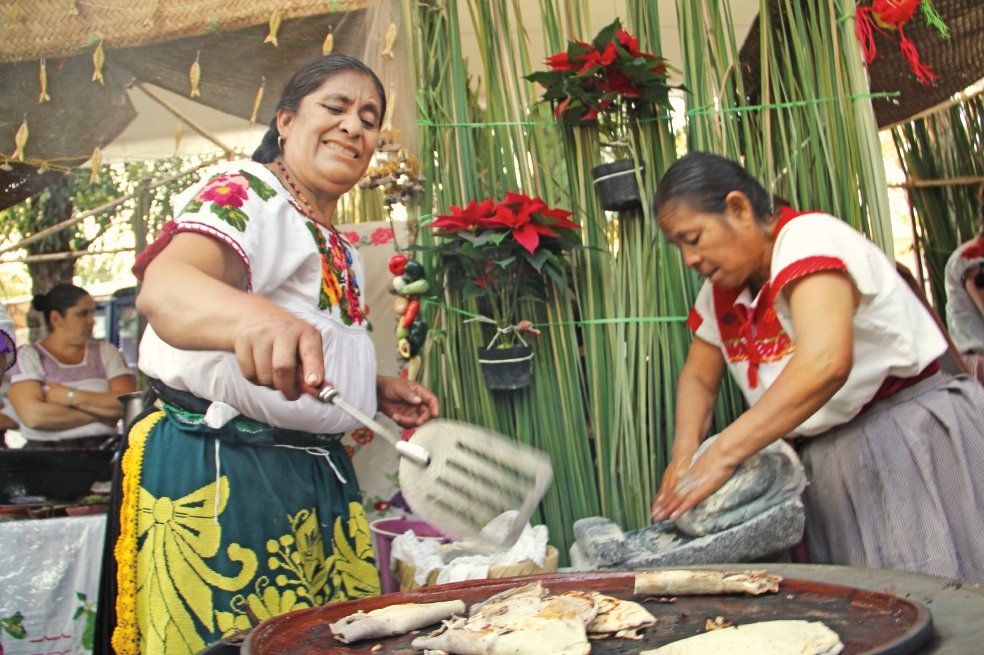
[898,26,940,84]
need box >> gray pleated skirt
[801,373,984,584]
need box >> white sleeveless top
[137,161,377,434]
[688,211,946,436]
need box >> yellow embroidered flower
[135,477,258,655]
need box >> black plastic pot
[591,159,646,211]
[477,345,534,391]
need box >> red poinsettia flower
[484,192,579,253]
[430,199,496,232]
[578,42,620,74]
[602,69,642,98]
[547,52,578,71]
[197,174,250,208]
[616,28,642,57]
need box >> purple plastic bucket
[369,517,448,594]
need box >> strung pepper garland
[855,0,949,86]
[389,254,429,380]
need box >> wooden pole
[0,155,223,257]
[135,83,235,157]
[905,187,927,294]
[889,176,984,189]
[0,248,133,264]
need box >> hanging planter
[477,344,534,391]
[591,159,645,212]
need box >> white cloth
[689,212,946,436]
[390,511,549,587]
[137,160,377,434]
[944,236,984,354]
[0,515,106,655]
[4,341,131,442]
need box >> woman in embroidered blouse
[650,152,984,584]
[96,56,439,655]
[4,284,135,448]
[943,183,984,384]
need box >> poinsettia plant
[525,19,674,126]
[422,192,581,348]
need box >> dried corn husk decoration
[88,146,102,185]
[322,28,334,56]
[189,51,201,97]
[249,77,265,125]
[12,118,28,162]
[92,43,105,85]
[174,122,182,155]
[381,23,397,57]
[39,59,51,103]
[9,4,19,31]
[144,0,158,26]
[68,0,78,16]
[263,9,282,46]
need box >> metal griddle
[242,571,933,655]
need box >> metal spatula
[317,385,553,550]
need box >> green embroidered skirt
[111,404,381,655]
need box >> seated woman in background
[5,284,136,449]
[944,183,984,384]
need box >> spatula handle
[317,385,431,467]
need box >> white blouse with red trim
[687,211,946,437]
[944,236,984,354]
[137,160,378,434]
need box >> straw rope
[0,0,371,63]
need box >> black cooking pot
[0,448,114,504]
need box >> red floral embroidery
[960,237,984,261]
[351,428,374,445]
[343,231,359,244]
[197,174,250,208]
[370,227,394,244]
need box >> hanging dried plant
[322,28,335,56]
[381,23,397,57]
[39,59,51,103]
[88,146,102,185]
[92,42,105,85]
[12,118,28,161]
[189,51,201,97]
[264,9,283,46]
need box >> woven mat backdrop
[0,6,372,211]
[740,0,984,129]
[0,0,371,63]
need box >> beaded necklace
[275,158,365,325]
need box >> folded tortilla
[414,586,596,655]
[578,592,656,634]
[639,619,843,655]
[634,570,781,596]
[330,600,466,644]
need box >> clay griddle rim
[242,570,933,655]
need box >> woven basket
[1,0,372,63]
[394,546,560,592]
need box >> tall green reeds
[892,93,984,316]
[677,0,894,252]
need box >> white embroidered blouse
[137,160,377,434]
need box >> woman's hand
[376,375,440,428]
[43,381,72,406]
[232,310,326,402]
[651,441,700,521]
[650,442,739,522]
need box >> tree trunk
[25,178,78,343]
